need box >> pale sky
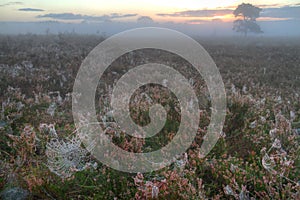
[0,0,299,23]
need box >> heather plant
[0,35,299,199]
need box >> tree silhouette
[233,3,263,36]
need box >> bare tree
[233,3,263,36]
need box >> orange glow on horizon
[156,13,236,24]
[158,13,291,25]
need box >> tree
[233,3,263,36]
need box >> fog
[0,19,299,37]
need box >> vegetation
[233,3,263,36]
[0,34,299,199]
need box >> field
[0,34,299,199]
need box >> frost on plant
[261,152,275,173]
[223,185,234,196]
[45,136,88,178]
[47,102,57,117]
[39,123,57,137]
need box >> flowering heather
[0,35,299,199]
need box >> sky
[0,0,299,36]
[0,0,300,23]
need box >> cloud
[37,13,137,21]
[186,18,223,24]
[0,1,23,7]
[137,16,154,23]
[19,8,44,12]
[261,6,300,20]
[110,13,137,18]
[186,19,207,24]
[157,9,233,18]
[37,13,87,20]
[255,4,281,8]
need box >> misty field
[0,34,299,199]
